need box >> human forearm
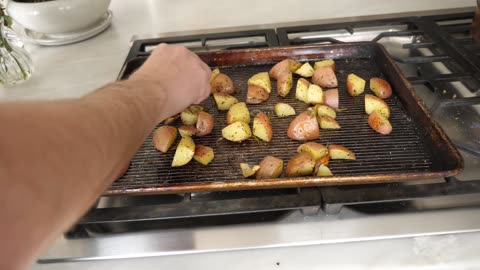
[0,80,165,270]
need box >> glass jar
[0,17,33,85]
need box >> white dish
[7,0,111,35]
[22,10,113,46]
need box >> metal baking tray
[110,42,463,195]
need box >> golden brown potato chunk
[315,104,336,119]
[297,142,328,161]
[346,73,366,96]
[328,144,356,160]
[314,59,335,71]
[181,105,204,126]
[196,111,215,136]
[295,78,310,103]
[226,102,250,125]
[171,136,195,167]
[222,121,252,142]
[240,163,261,178]
[213,93,239,111]
[277,72,293,97]
[253,112,273,142]
[248,72,272,93]
[319,116,341,129]
[365,94,391,118]
[193,145,215,165]
[286,153,316,177]
[294,62,315,77]
[247,85,270,104]
[178,125,197,137]
[274,102,296,117]
[269,58,301,79]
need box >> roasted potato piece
[222,121,252,142]
[226,102,250,125]
[196,111,215,136]
[365,94,391,118]
[328,144,356,160]
[323,88,339,109]
[297,142,328,161]
[315,104,336,119]
[248,72,271,93]
[247,85,270,104]
[181,105,204,126]
[295,78,310,103]
[286,153,316,177]
[307,83,324,104]
[213,93,238,111]
[319,116,341,129]
[312,66,337,88]
[193,145,214,165]
[287,110,320,141]
[346,73,366,96]
[294,62,314,77]
[210,73,235,95]
[368,110,393,135]
[210,68,220,83]
[274,102,296,117]
[171,136,195,167]
[253,112,273,142]
[315,164,333,177]
[240,163,260,178]
[269,58,302,78]
[256,156,283,179]
[153,125,177,153]
[178,125,197,137]
[369,77,392,99]
[314,59,335,71]
[277,72,293,97]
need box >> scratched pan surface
[109,43,463,195]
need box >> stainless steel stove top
[38,8,480,264]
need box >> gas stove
[38,8,480,264]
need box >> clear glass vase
[0,17,33,85]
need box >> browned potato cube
[253,112,273,142]
[226,102,250,125]
[365,94,391,118]
[171,136,195,167]
[319,116,341,129]
[181,105,204,126]
[240,163,260,178]
[210,68,220,83]
[287,110,320,141]
[312,66,337,88]
[193,145,214,165]
[210,73,235,95]
[286,153,316,177]
[307,83,324,104]
[328,144,356,160]
[294,62,315,77]
[248,72,271,93]
[153,125,177,153]
[274,102,296,117]
[297,142,328,161]
[368,110,393,135]
[370,77,392,99]
[213,93,238,111]
[315,104,336,119]
[277,72,293,97]
[346,73,366,96]
[314,59,335,71]
[315,164,333,177]
[222,121,252,142]
[178,125,197,137]
[247,85,270,104]
[196,111,215,136]
[269,58,302,79]
[256,156,283,179]
[295,78,310,103]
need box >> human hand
[129,43,211,122]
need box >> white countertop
[5,0,476,269]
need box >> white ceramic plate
[22,10,113,46]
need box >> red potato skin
[323,88,339,109]
[178,125,197,136]
[210,73,235,95]
[256,156,284,179]
[152,126,177,153]
[286,153,316,177]
[269,59,299,79]
[254,112,273,142]
[277,72,293,97]
[312,66,338,88]
[370,77,392,99]
[287,111,320,141]
[196,111,215,136]
[368,111,393,135]
[246,85,270,104]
